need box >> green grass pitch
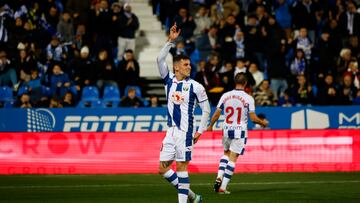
[1,172,360,203]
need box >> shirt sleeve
[195,83,208,103]
[249,96,255,112]
[216,94,225,110]
[156,42,174,80]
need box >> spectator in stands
[233,58,255,91]
[231,27,246,60]
[73,23,91,52]
[193,5,212,37]
[62,91,75,107]
[119,87,144,107]
[290,48,308,83]
[292,27,313,61]
[274,0,292,39]
[345,59,360,89]
[11,18,28,47]
[71,46,95,89]
[316,73,339,105]
[291,0,316,42]
[336,48,352,82]
[218,61,234,91]
[149,94,161,107]
[49,96,63,108]
[110,2,123,47]
[118,49,140,91]
[170,40,187,56]
[57,11,74,43]
[292,74,314,106]
[50,63,71,98]
[174,7,196,42]
[90,0,113,54]
[338,73,358,105]
[195,60,213,91]
[94,49,118,93]
[255,5,268,28]
[248,0,271,14]
[248,62,264,87]
[117,3,140,61]
[66,0,91,27]
[44,4,60,29]
[348,35,360,59]
[0,49,17,88]
[15,93,32,108]
[268,43,289,101]
[196,25,220,60]
[218,14,237,47]
[46,35,64,62]
[253,79,274,106]
[277,89,295,107]
[14,44,37,81]
[0,3,12,44]
[312,30,336,80]
[220,23,243,62]
[338,1,360,43]
[243,14,266,69]
[27,69,43,104]
[210,0,225,25]
[28,69,41,91]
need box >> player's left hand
[193,132,201,144]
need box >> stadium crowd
[0,0,360,108]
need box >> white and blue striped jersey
[157,42,209,137]
[217,89,255,138]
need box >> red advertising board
[0,129,359,174]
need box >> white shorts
[222,136,247,155]
[159,127,194,162]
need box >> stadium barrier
[0,106,359,132]
[0,129,359,174]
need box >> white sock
[188,189,195,200]
[177,171,190,203]
[163,169,196,200]
[220,161,235,190]
[163,169,179,188]
[217,155,229,179]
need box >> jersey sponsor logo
[171,91,185,105]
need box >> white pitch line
[0,180,360,189]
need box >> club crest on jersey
[171,91,185,104]
[183,86,189,91]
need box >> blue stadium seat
[102,85,121,107]
[17,86,29,96]
[81,86,99,101]
[41,86,52,97]
[77,86,100,108]
[124,85,142,98]
[0,86,15,108]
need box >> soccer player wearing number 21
[207,73,269,194]
[157,23,210,203]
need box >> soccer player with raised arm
[157,24,211,203]
[207,73,269,194]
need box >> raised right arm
[156,24,181,79]
[156,42,173,79]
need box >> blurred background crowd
[0,0,359,108]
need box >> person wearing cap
[70,46,95,89]
[117,3,139,60]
